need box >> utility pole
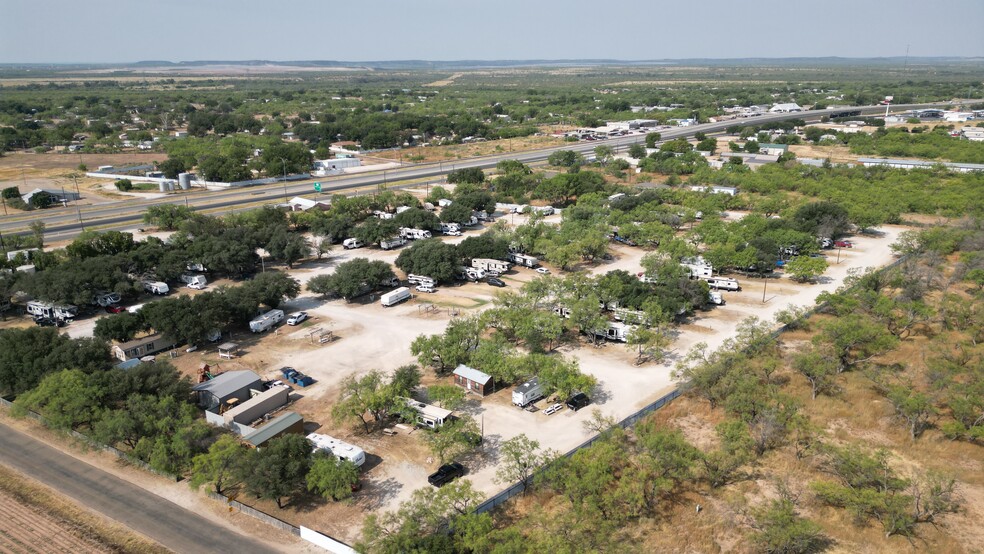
[762,274,768,303]
[280,157,289,205]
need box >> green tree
[307,453,360,501]
[813,314,897,372]
[791,346,840,399]
[785,256,828,283]
[394,208,441,231]
[547,150,584,168]
[627,143,646,158]
[495,434,553,491]
[411,316,483,373]
[0,328,108,396]
[264,228,310,269]
[353,217,399,246]
[446,167,485,185]
[750,496,828,554]
[189,434,248,494]
[241,434,313,509]
[159,158,187,179]
[94,311,148,342]
[14,369,103,430]
[143,204,196,230]
[395,239,460,284]
[423,416,481,463]
[440,202,474,225]
[114,178,133,191]
[427,383,467,410]
[307,258,395,301]
[645,132,662,148]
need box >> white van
[342,238,364,249]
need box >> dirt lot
[0,463,168,554]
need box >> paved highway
[0,423,281,554]
[0,102,966,241]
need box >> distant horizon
[1,55,982,68]
[2,0,981,64]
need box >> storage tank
[158,181,168,193]
[178,173,192,190]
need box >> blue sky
[2,0,982,63]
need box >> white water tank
[158,181,168,192]
[178,173,192,190]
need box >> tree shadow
[356,476,403,511]
[458,433,503,473]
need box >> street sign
[313,182,321,192]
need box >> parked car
[428,462,465,487]
[543,403,564,416]
[487,277,506,287]
[286,312,308,325]
[105,304,125,313]
[535,267,551,275]
[416,285,436,293]
[566,392,590,411]
[834,240,852,248]
[34,317,65,328]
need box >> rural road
[0,423,280,554]
[2,101,972,242]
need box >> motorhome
[706,277,741,291]
[407,274,436,287]
[400,227,433,240]
[307,433,366,467]
[471,258,511,273]
[372,210,395,220]
[380,236,407,250]
[507,252,539,268]
[512,377,545,407]
[142,281,170,295]
[249,309,284,333]
[708,291,724,305]
[380,287,411,307]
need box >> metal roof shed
[242,411,305,448]
[192,370,262,411]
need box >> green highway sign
[313,182,322,192]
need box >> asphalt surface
[0,101,973,242]
[0,422,280,554]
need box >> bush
[1,186,19,199]
[115,179,133,192]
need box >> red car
[834,240,853,248]
[105,304,125,313]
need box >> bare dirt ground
[371,135,565,164]
[0,463,172,554]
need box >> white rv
[380,236,407,250]
[342,238,364,249]
[512,377,545,407]
[26,301,78,321]
[380,287,411,307]
[706,277,741,291]
[307,433,366,467]
[405,398,452,429]
[507,252,539,268]
[440,222,462,236]
[456,267,486,282]
[708,291,724,305]
[142,281,170,295]
[249,309,284,333]
[180,274,208,289]
[400,228,433,240]
[407,274,436,287]
[593,322,632,343]
[471,258,511,273]
[682,257,713,279]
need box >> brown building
[453,364,493,396]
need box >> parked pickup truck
[428,462,465,487]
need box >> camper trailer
[380,236,407,250]
[507,252,539,268]
[471,258,511,274]
[593,322,632,343]
[380,287,411,307]
[26,301,78,322]
[91,292,122,307]
[512,377,545,407]
[249,309,284,333]
[142,281,170,295]
[407,274,436,287]
[342,238,364,249]
[400,228,433,240]
[180,274,208,289]
[405,398,452,429]
[307,433,366,467]
[706,277,741,291]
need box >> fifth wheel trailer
[249,309,284,332]
[471,258,511,273]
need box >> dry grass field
[0,465,169,554]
